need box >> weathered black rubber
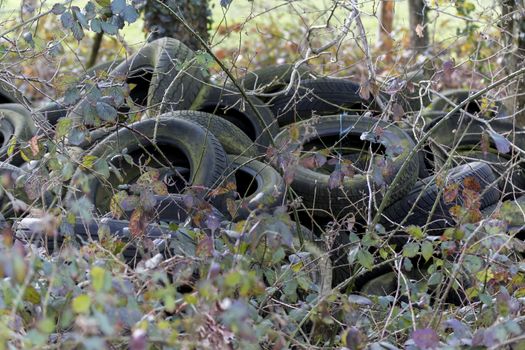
[64,118,229,215]
[192,84,279,153]
[157,110,258,158]
[225,155,284,220]
[0,104,37,165]
[110,37,205,114]
[269,78,382,127]
[275,115,419,219]
[382,162,500,234]
[15,216,197,262]
[241,64,315,102]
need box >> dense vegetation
[0,0,524,349]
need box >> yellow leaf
[72,294,91,314]
[23,286,41,304]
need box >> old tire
[65,118,229,215]
[274,115,419,219]
[0,104,37,165]
[110,37,205,114]
[225,155,285,220]
[382,162,500,233]
[241,64,314,102]
[192,85,278,153]
[269,78,381,127]
[156,110,258,158]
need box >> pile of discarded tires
[2,37,524,297]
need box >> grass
[0,0,501,49]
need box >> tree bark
[500,0,525,127]
[143,0,211,51]
[514,1,525,128]
[407,0,428,52]
[378,0,395,57]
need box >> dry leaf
[29,136,40,156]
[415,24,424,38]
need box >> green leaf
[428,272,442,286]
[37,318,55,334]
[111,0,126,14]
[403,242,419,258]
[357,250,374,270]
[94,159,110,179]
[60,11,75,29]
[72,294,91,314]
[64,87,80,105]
[406,225,424,240]
[23,286,41,304]
[464,255,483,274]
[96,101,117,121]
[421,241,433,261]
[7,136,16,157]
[56,118,73,139]
[82,155,98,169]
[90,18,102,33]
[52,3,66,14]
[122,5,138,23]
[90,266,105,292]
[68,127,87,146]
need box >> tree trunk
[407,0,428,52]
[378,0,395,57]
[500,0,525,127]
[143,0,211,51]
[516,15,525,126]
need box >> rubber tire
[16,216,197,262]
[424,114,525,197]
[226,155,284,220]
[387,70,433,113]
[427,89,507,118]
[65,118,229,215]
[0,80,27,105]
[382,162,500,233]
[452,150,525,198]
[269,78,381,127]
[156,110,258,158]
[0,104,37,165]
[110,37,205,114]
[401,126,431,179]
[191,84,278,153]
[241,64,314,102]
[275,115,419,219]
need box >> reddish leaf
[299,156,317,169]
[205,214,220,233]
[442,59,455,79]
[392,103,404,121]
[345,327,366,349]
[129,208,148,238]
[328,169,344,189]
[412,328,439,349]
[359,78,371,100]
[130,329,146,350]
[183,194,194,209]
[462,188,481,210]
[196,236,213,257]
[443,183,459,203]
[28,136,40,156]
[463,176,481,192]
[283,167,296,185]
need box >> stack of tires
[2,37,524,299]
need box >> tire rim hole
[234,168,258,198]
